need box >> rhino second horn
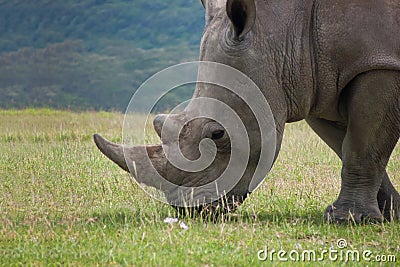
[153,114,166,138]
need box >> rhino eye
[211,130,225,140]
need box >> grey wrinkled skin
[94,0,400,223]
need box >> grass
[0,109,399,266]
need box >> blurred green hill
[0,0,204,111]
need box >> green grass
[1,109,399,266]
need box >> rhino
[94,0,400,223]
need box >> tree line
[0,0,204,111]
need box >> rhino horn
[93,134,166,184]
[93,134,129,172]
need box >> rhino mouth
[174,193,248,219]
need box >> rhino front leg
[329,70,400,223]
[306,117,400,222]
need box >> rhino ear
[226,0,256,40]
[201,0,226,25]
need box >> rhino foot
[324,178,400,224]
[324,202,383,224]
[378,199,400,222]
[377,188,400,221]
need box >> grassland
[0,109,399,266]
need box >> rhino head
[94,0,290,215]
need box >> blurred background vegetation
[0,0,204,111]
